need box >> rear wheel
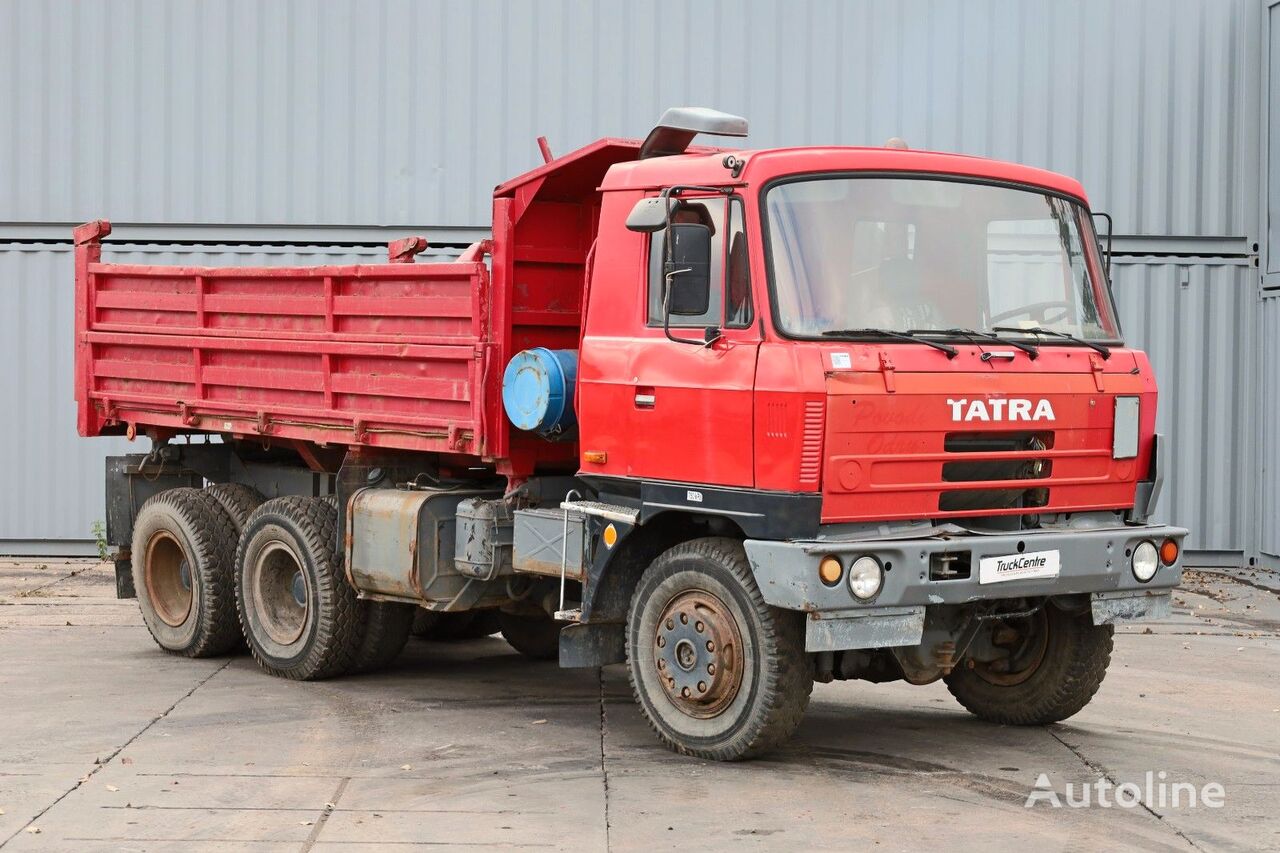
[945,605,1113,725]
[130,488,241,657]
[203,483,265,533]
[235,496,361,680]
[626,537,812,761]
[498,610,565,660]
[353,601,415,672]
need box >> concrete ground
[0,560,1276,853]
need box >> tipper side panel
[74,232,494,457]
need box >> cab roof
[601,144,1089,204]
[494,137,1090,208]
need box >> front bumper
[744,522,1186,652]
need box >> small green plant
[91,520,109,561]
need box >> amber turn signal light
[819,555,843,586]
[1159,538,1180,565]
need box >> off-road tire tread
[944,608,1114,725]
[498,611,563,660]
[235,496,362,680]
[353,602,415,672]
[626,537,812,761]
[203,483,266,532]
[132,487,242,658]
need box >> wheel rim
[653,589,744,719]
[249,540,310,646]
[972,608,1050,686]
[144,531,193,627]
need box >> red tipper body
[74,141,1158,524]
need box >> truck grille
[939,431,1053,512]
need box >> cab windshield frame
[757,171,1125,348]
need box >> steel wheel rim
[250,540,310,646]
[144,530,193,627]
[973,608,1050,687]
[653,588,745,719]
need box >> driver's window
[986,218,1077,326]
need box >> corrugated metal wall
[0,0,1271,561]
[1111,259,1258,555]
[0,0,1258,240]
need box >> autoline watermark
[1025,772,1226,809]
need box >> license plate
[978,549,1061,584]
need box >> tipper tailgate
[73,221,496,456]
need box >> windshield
[763,176,1120,341]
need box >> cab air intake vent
[799,400,825,485]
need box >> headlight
[1131,541,1159,582]
[848,555,884,600]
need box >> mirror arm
[662,275,708,346]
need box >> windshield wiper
[821,328,958,358]
[909,328,1040,360]
[991,325,1111,359]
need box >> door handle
[634,387,656,408]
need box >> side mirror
[1091,211,1113,282]
[666,223,712,316]
[626,197,669,232]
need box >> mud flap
[559,621,626,667]
[1090,590,1172,625]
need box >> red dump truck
[77,108,1185,760]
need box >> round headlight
[848,555,884,600]
[1131,540,1159,582]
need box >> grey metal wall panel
[0,242,454,554]
[1260,293,1280,559]
[1110,258,1258,553]
[0,0,1257,240]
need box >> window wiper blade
[820,328,958,358]
[909,327,1040,360]
[991,325,1111,359]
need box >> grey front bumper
[744,523,1186,652]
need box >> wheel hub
[144,531,193,628]
[250,541,310,646]
[653,589,744,719]
[972,608,1050,686]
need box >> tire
[626,537,812,761]
[130,487,241,657]
[203,483,265,532]
[235,496,362,680]
[352,601,415,673]
[412,610,500,641]
[498,610,565,660]
[944,605,1113,725]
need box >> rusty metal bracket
[352,419,368,442]
[179,402,199,426]
[447,424,466,450]
[388,236,429,263]
[255,411,271,434]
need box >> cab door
[623,196,759,488]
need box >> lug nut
[656,636,665,648]
[698,681,707,693]
[666,619,674,630]
[681,687,691,698]
[680,613,688,625]
[695,620,705,633]
[706,641,715,652]
[657,658,666,669]
[707,663,716,675]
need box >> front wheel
[945,604,1113,725]
[626,538,812,761]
